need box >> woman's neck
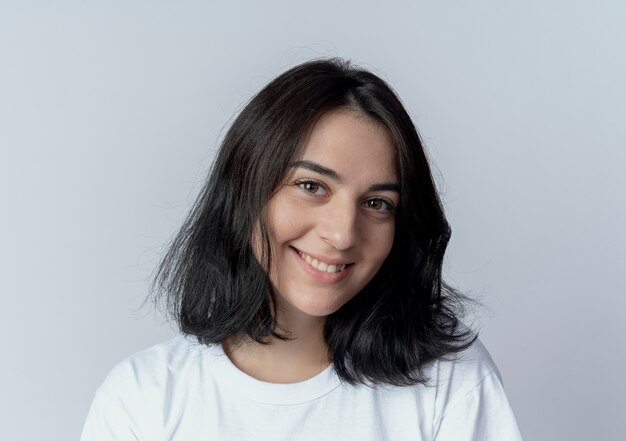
[222,313,331,384]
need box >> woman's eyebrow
[368,183,400,193]
[290,160,342,181]
[289,160,400,193]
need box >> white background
[1,1,624,440]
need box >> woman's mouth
[291,247,353,274]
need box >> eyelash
[294,179,396,213]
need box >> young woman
[81,58,523,440]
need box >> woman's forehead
[297,109,397,182]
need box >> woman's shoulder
[434,336,499,382]
[427,336,502,402]
[96,335,214,397]
[426,337,523,439]
[81,335,217,440]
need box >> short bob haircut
[153,58,476,387]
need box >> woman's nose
[316,200,360,250]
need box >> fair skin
[223,108,399,383]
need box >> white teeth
[298,251,348,273]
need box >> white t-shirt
[80,335,523,440]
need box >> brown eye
[296,180,326,196]
[364,199,395,212]
[302,182,319,193]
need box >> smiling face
[263,108,399,324]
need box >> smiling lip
[290,247,353,266]
[290,247,353,283]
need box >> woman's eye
[364,199,395,212]
[296,180,326,196]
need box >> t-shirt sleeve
[79,387,141,441]
[433,368,524,441]
[79,357,159,441]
